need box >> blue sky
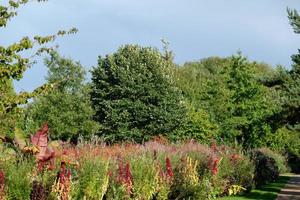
[1,0,300,92]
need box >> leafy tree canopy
[91,44,186,143]
[25,52,99,141]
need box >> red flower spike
[124,162,132,194]
[166,157,173,178]
[0,170,4,186]
[0,170,5,197]
[211,157,220,176]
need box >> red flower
[166,157,173,178]
[208,157,220,176]
[116,160,132,195]
[0,170,4,186]
[212,168,218,175]
[124,162,132,193]
[0,170,5,197]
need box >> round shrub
[258,148,289,173]
[287,151,300,173]
[252,149,280,186]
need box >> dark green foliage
[259,8,300,156]
[25,51,99,141]
[287,151,300,173]
[288,8,300,34]
[266,9,300,131]
[91,44,185,143]
[252,149,280,187]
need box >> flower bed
[0,139,256,200]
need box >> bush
[287,151,300,173]
[218,150,255,193]
[252,148,281,186]
[257,148,288,173]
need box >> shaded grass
[218,175,290,200]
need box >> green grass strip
[218,175,290,200]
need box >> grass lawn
[218,175,290,200]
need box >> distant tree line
[0,1,299,157]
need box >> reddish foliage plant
[31,123,55,171]
[165,157,174,178]
[208,157,220,176]
[56,162,72,200]
[117,160,133,195]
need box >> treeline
[21,47,299,154]
[0,1,299,158]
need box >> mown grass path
[276,174,300,200]
[219,175,291,200]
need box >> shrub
[256,148,288,173]
[219,151,254,193]
[252,148,280,186]
[287,151,300,173]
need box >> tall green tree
[264,9,300,132]
[25,52,99,141]
[91,44,186,143]
[0,0,77,140]
[177,55,278,147]
[174,57,230,143]
[283,8,300,130]
[219,54,277,147]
